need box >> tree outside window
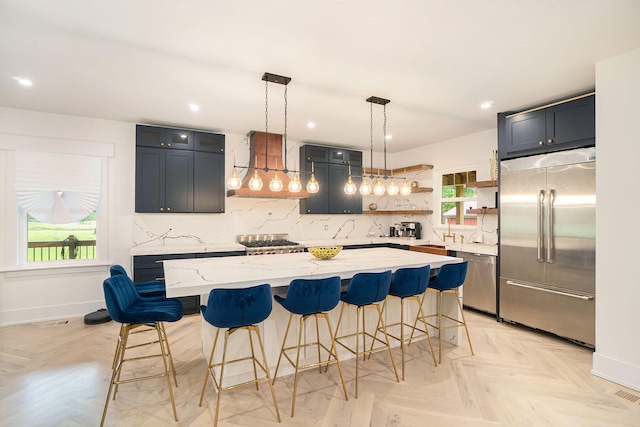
[441,170,477,226]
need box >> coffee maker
[400,222,422,239]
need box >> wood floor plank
[1,310,640,426]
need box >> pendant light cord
[383,104,388,179]
[264,79,269,171]
[370,101,374,178]
[283,84,288,173]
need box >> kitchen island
[163,247,463,381]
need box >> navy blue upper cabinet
[194,131,225,153]
[299,144,362,214]
[136,125,194,150]
[499,93,595,159]
[329,148,362,166]
[135,124,225,213]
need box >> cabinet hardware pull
[168,143,171,147]
[547,189,554,264]
[547,139,553,144]
[160,207,164,211]
[506,281,593,300]
[167,207,171,211]
[538,141,544,145]
[160,143,165,146]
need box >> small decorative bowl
[308,246,343,260]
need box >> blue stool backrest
[390,265,431,298]
[202,284,273,329]
[343,270,392,306]
[285,276,341,315]
[429,261,468,291]
[103,275,141,324]
[110,264,127,277]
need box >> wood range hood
[226,131,309,199]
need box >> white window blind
[14,151,102,224]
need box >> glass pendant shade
[373,177,386,196]
[359,177,372,195]
[248,170,263,191]
[288,172,302,192]
[227,167,242,190]
[386,178,399,196]
[306,174,319,193]
[400,178,412,196]
[344,176,357,194]
[269,171,283,191]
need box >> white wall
[0,108,136,325]
[592,48,640,391]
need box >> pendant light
[288,161,302,192]
[227,155,242,190]
[269,158,283,191]
[344,165,357,194]
[248,155,263,191]
[387,174,400,196]
[306,162,319,193]
[400,169,412,196]
[373,168,386,196]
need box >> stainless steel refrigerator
[499,147,595,346]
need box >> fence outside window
[27,235,97,262]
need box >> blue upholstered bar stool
[101,274,183,427]
[412,261,473,364]
[333,270,399,398]
[273,276,348,416]
[199,284,280,427]
[370,265,437,380]
[110,264,165,298]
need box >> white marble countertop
[130,237,498,257]
[129,242,245,256]
[300,237,498,256]
[163,247,462,298]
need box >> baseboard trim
[0,300,106,326]
[592,351,640,392]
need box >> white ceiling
[1,1,639,153]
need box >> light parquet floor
[1,310,639,426]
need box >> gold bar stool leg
[155,323,178,421]
[416,298,438,366]
[254,325,281,423]
[199,327,221,406]
[400,298,405,380]
[438,290,443,364]
[159,322,178,387]
[213,329,231,427]
[454,289,474,355]
[355,306,361,398]
[273,313,294,381]
[291,315,305,417]
[248,327,260,390]
[315,314,322,373]
[376,304,400,383]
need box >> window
[13,150,104,265]
[440,169,477,226]
[27,212,97,262]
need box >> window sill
[0,261,111,277]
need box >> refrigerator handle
[537,189,545,262]
[547,189,555,264]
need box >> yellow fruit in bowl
[308,246,343,260]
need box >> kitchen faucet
[443,221,456,243]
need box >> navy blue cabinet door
[135,146,166,212]
[328,164,362,214]
[164,150,194,213]
[300,161,329,213]
[194,151,225,212]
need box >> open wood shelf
[410,187,433,193]
[363,164,433,176]
[467,180,498,188]
[466,208,498,214]
[363,210,433,215]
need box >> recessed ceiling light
[189,103,200,112]
[480,101,494,109]
[385,134,392,140]
[13,76,33,87]
[307,121,315,128]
